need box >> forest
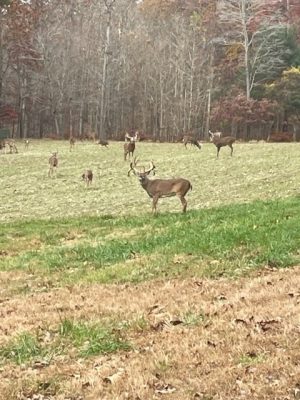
[0,0,300,141]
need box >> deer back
[141,177,192,198]
[212,135,235,146]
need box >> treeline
[0,0,300,141]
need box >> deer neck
[139,176,153,196]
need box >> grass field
[0,140,300,221]
[0,140,300,399]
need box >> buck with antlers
[182,135,202,150]
[48,152,58,177]
[128,158,192,214]
[209,130,235,158]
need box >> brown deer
[209,130,235,158]
[124,137,136,161]
[5,139,18,154]
[48,152,58,177]
[82,169,93,186]
[182,135,202,150]
[69,137,75,151]
[0,140,6,153]
[24,139,30,149]
[98,139,109,147]
[128,159,192,214]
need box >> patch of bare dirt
[0,266,300,399]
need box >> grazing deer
[82,169,93,186]
[128,158,192,214]
[48,152,58,177]
[69,137,75,151]
[182,135,202,150]
[98,139,109,147]
[124,137,136,161]
[4,139,18,154]
[209,130,235,158]
[24,139,30,149]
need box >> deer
[24,139,30,149]
[182,135,202,150]
[128,158,192,214]
[0,140,6,153]
[48,152,58,177]
[209,130,235,158]
[4,139,18,154]
[82,169,93,186]
[69,136,75,151]
[124,137,136,161]
[98,139,109,147]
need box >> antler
[127,156,139,176]
[144,160,156,175]
[127,158,156,177]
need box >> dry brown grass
[1,266,299,399]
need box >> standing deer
[48,152,58,177]
[24,139,30,149]
[124,137,136,161]
[82,169,93,186]
[209,130,235,158]
[69,137,75,151]
[182,135,202,150]
[128,159,192,214]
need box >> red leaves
[211,93,279,126]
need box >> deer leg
[179,196,187,213]
[152,195,159,214]
[217,146,220,158]
[229,144,233,156]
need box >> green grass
[0,140,300,293]
[59,318,131,357]
[0,319,130,365]
[0,197,299,290]
[0,333,45,365]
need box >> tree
[218,0,289,100]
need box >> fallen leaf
[155,383,176,394]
